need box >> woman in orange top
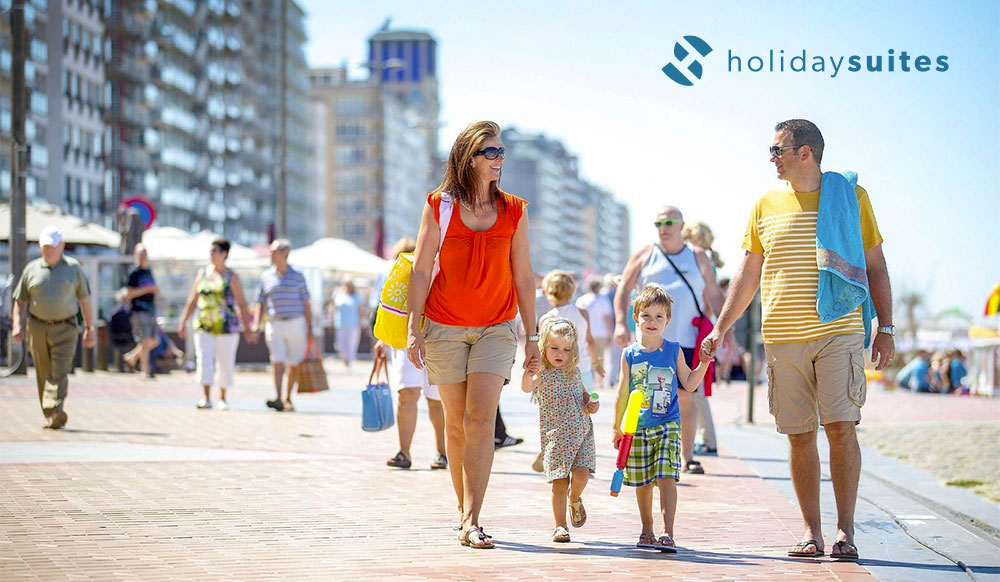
[408,121,540,549]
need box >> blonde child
[612,285,710,550]
[539,270,606,389]
[522,318,599,543]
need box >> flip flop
[787,539,824,557]
[830,540,859,561]
[656,535,678,553]
[684,460,705,474]
[636,532,659,549]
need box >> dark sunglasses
[769,144,803,158]
[654,218,682,228]
[473,146,506,160]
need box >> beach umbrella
[985,283,1000,316]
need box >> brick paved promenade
[2,361,997,581]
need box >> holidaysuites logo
[662,35,950,85]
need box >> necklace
[460,195,481,215]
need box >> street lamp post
[7,0,27,375]
[276,0,287,238]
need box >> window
[31,144,48,169]
[335,97,367,116]
[30,91,47,115]
[335,146,365,165]
[336,123,365,140]
[335,173,365,191]
[30,37,47,61]
[341,222,367,239]
[0,94,9,132]
[336,196,366,216]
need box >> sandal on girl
[459,527,495,549]
[568,497,587,528]
[386,451,412,469]
[553,526,571,543]
[684,460,705,474]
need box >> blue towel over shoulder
[816,171,876,348]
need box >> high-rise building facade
[367,27,439,156]
[1,0,104,218]
[309,66,434,256]
[103,0,151,229]
[310,27,439,257]
[500,127,630,277]
[104,0,313,246]
[2,0,314,251]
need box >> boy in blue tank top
[613,285,710,550]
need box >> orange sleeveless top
[423,190,528,327]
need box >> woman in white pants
[179,238,255,410]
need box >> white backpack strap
[431,192,454,280]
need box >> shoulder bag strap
[655,245,704,319]
[431,192,454,281]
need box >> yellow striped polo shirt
[742,185,882,344]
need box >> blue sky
[302,0,999,324]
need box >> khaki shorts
[421,318,518,386]
[764,333,866,434]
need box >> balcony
[107,147,152,171]
[106,57,150,84]
[105,10,146,37]
[105,102,152,127]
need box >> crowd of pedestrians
[9,118,898,562]
[895,349,968,393]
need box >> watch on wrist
[526,333,540,342]
[877,325,895,336]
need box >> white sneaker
[217,400,229,411]
[197,399,212,409]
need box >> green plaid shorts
[624,421,681,487]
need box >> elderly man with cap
[11,226,96,429]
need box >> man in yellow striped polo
[702,119,894,562]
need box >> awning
[0,203,120,247]
[288,237,389,277]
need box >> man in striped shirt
[702,119,894,562]
[252,239,313,412]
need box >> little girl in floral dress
[522,318,599,543]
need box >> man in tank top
[614,206,728,475]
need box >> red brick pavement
[3,366,971,580]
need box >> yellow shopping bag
[373,252,414,349]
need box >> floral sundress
[534,366,596,482]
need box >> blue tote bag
[362,354,394,432]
